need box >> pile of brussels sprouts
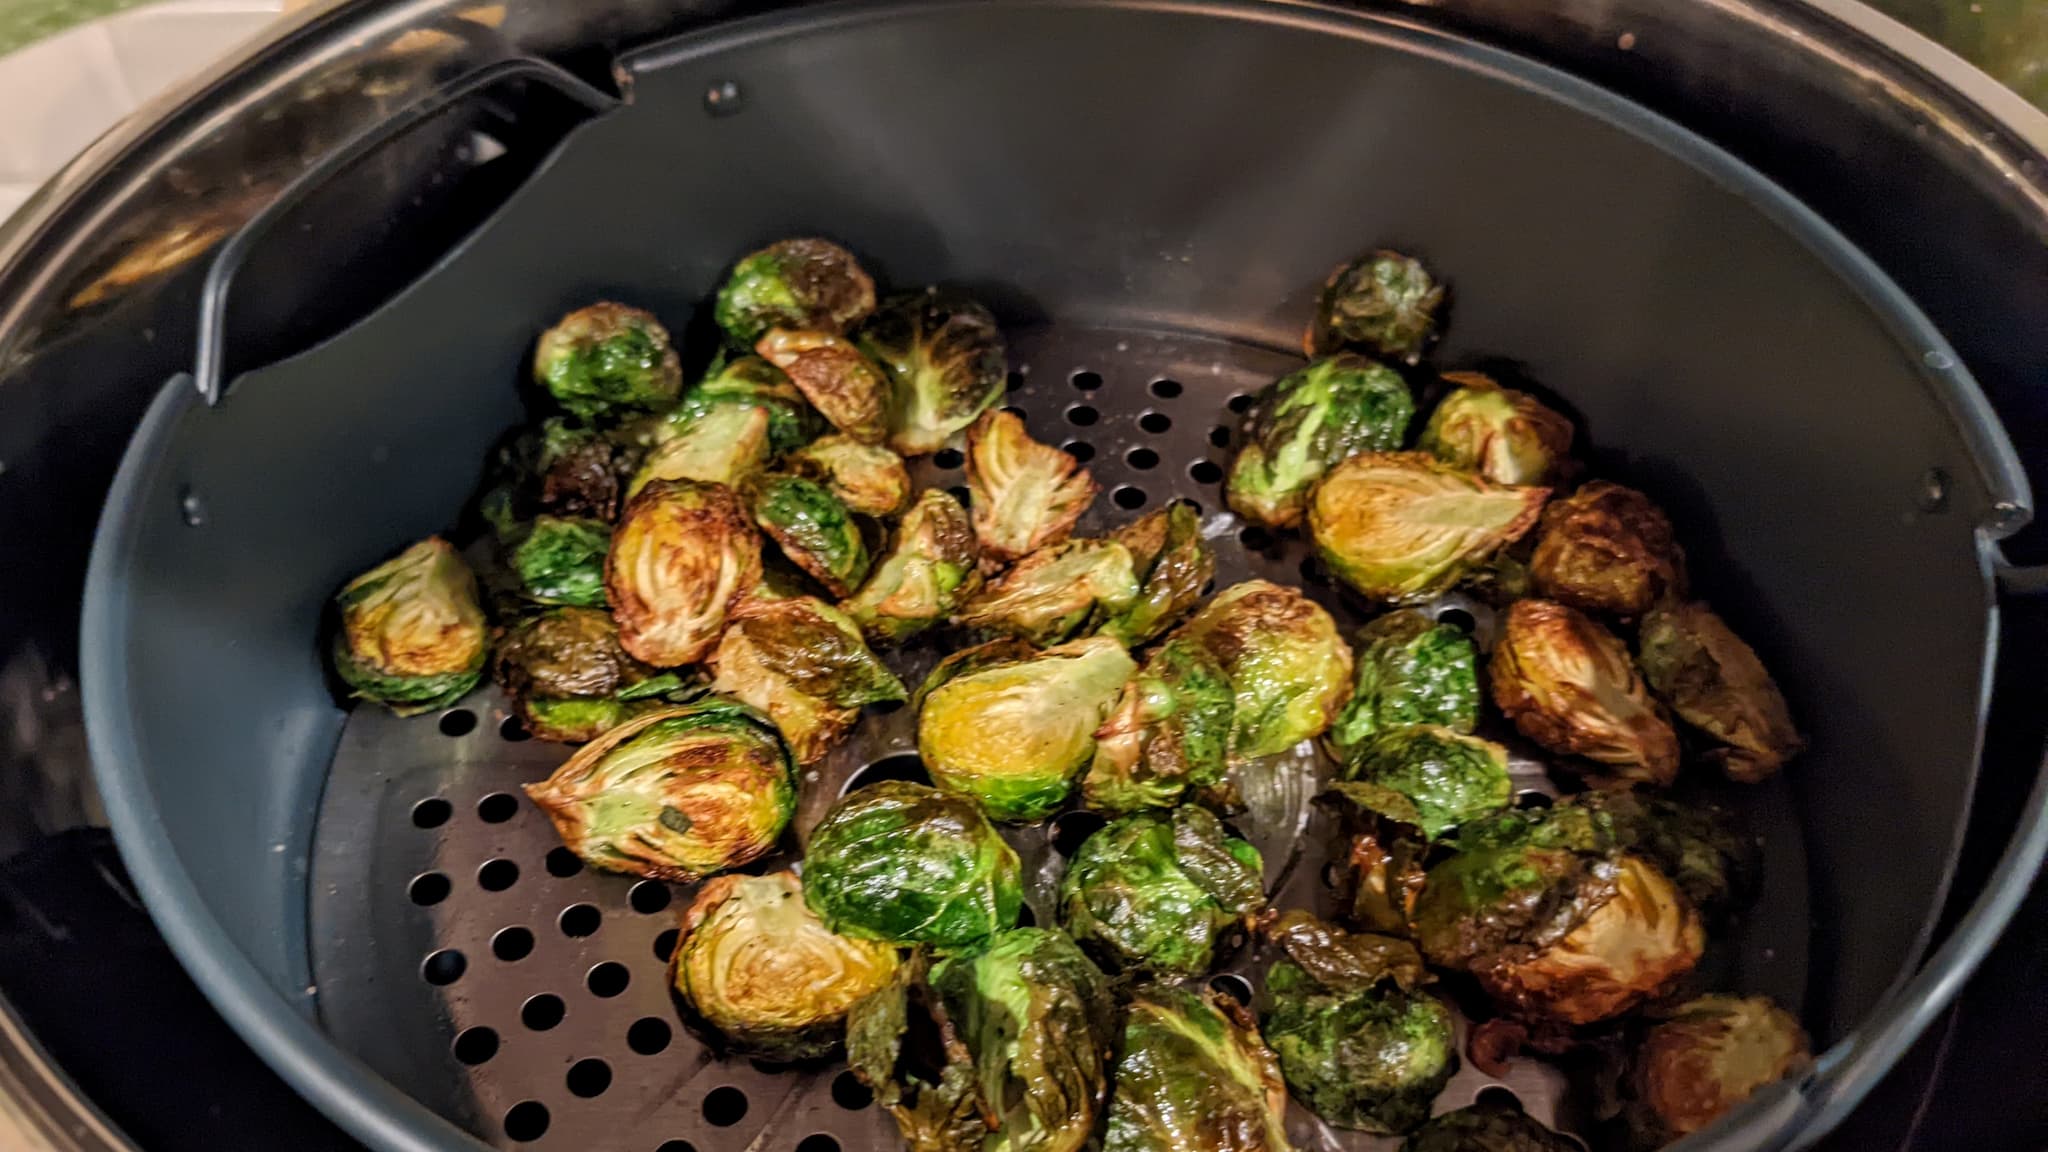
[327,241,1811,1152]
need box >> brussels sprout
[1317,785,1430,935]
[606,478,763,667]
[1058,806,1264,975]
[1529,481,1687,619]
[1576,788,1760,921]
[757,328,894,444]
[845,951,986,1151]
[1308,452,1549,604]
[747,472,871,598]
[859,288,1009,456]
[1226,354,1416,529]
[670,352,822,457]
[524,698,794,880]
[919,635,1137,820]
[1624,995,1810,1147]
[628,403,771,496]
[788,434,913,517]
[966,409,1098,566]
[842,488,983,644]
[1326,609,1480,761]
[953,538,1140,645]
[1306,250,1445,364]
[493,606,665,742]
[1418,372,1575,486]
[1102,985,1292,1152]
[532,302,683,419]
[1638,601,1802,783]
[1176,580,1353,759]
[528,418,632,521]
[1261,911,1454,1134]
[1402,1100,1579,1152]
[509,515,610,607]
[715,237,877,347]
[1100,502,1215,647]
[672,870,899,1060]
[1082,639,1236,815]
[1335,726,1511,840]
[707,596,905,764]
[331,537,487,714]
[1490,599,1681,786]
[803,780,1023,948]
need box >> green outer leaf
[1337,726,1511,840]
[332,639,481,716]
[1100,502,1216,647]
[1264,959,1455,1135]
[511,515,611,606]
[1410,803,1618,971]
[1058,807,1263,975]
[803,781,1023,949]
[751,473,871,596]
[847,951,990,1152]
[676,353,822,456]
[1080,638,1235,815]
[535,309,681,419]
[1226,354,1414,527]
[1327,610,1479,759]
[1102,986,1290,1152]
[1308,251,1444,365]
[1176,581,1353,759]
[1401,1100,1580,1152]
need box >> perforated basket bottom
[308,324,1807,1152]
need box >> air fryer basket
[77,3,2030,1152]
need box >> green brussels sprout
[524,698,795,881]
[331,537,487,714]
[670,353,822,457]
[859,288,1009,456]
[606,478,763,667]
[788,434,913,517]
[509,515,610,607]
[1335,726,1512,840]
[1529,481,1687,619]
[842,488,983,644]
[1638,601,1802,783]
[1402,1099,1579,1152]
[1306,249,1445,364]
[1261,911,1455,1135]
[628,403,771,497]
[1102,985,1291,1152]
[492,606,667,742]
[918,635,1137,820]
[1623,995,1810,1148]
[967,409,1098,565]
[1326,609,1480,761]
[1418,372,1575,487]
[757,328,894,444]
[1575,788,1760,922]
[1308,452,1549,604]
[803,780,1023,948]
[672,870,900,1061]
[953,538,1140,645]
[1058,806,1264,975]
[1226,354,1416,529]
[1490,599,1680,786]
[1100,502,1215,647]
[532,302,683,419]
[747,472,871,598]
[1082,638,1236,815]
[1176,580,1353,758]
[714,237,877,347]
[707,596,905,765]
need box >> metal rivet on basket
[703,79,743,116]
[177,486,206,527]
[1917,467,1949,513]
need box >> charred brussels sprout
[788,434,912,517]
[493,606,664,743]
[842,488,982,644]
[1082,639,1236,814]
[1102,985,1292,1152]
[628,403,771,496]
[510,515,610,607]
[1624,995,1810,1147]
[1309,453,1548,604]
[1402,1100,1579,1152]
[1491,599,1680,786]
[707,597,905,765]
[748,472,871,598]
[1577,788,1760,922]
[1100,502,1215,647]
[953,538,1139,645]
[1307,250,1445,364]
[1319,785,1430,936]
[1335,726,1511,840]
[1262,912,1455,1134]
[1638,601,1802,782]
[606,479,762,667]
[485,418,630,523]
[1227,354,1415,529]
[859,288,1009,456]
[1327,609,1480,761]
[1058,806,1264,975]
[803,781,1022,947]
[532,302,683,419]
[714,237,876,346]
[672,353,821,457]
[919,636,1137,820]
[966,409,1098,565]
[524,698,795,881]
[332,537,487,714]
[1418,373,1575,486]
[1529,481,1686,619]
[673,870,899,1060]
[1177,581,1353,758]
[756,328,893,444]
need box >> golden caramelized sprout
[331,537,487,715]
[1417,372,1575,486]
[605,478,762,667]
[788,434,913,517]
[628,403,771,496]
[841,488,982,645]
[532,302,683,420]
[1177,580,1354,758]
[707,596,905,765]
[953,538,1140,645]
[1530,481,1686,618]
[1638,601,1802,783]
[1490,599,1681,786]
[1625,995,1811,1146]
[966,409,1098,566]
[1308,452,1548,604]
[756,328,894,444]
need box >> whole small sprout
[1101,985,1291,1152]
[1401,1098,1580,1152]
[1082,638,1236,815]
[1308,452,1548,604]
[510,515,610,607]
[747,472,871,598]
[756,328,895,444]
[966,409,1098,566]
[707,596,904,765]
[1175,580,1353,759]
[1638,600,1802,782]
[1625,995,1811,1147]
[1228,353,1415,529]
[1099,501,1215,647]
[532,302,682,420]
[606,478,762,667]
[858,288,1009,456]
[1326,608,1480,762]
[331,536,487,715]
[1058,806,1265,975]
[1336,726,1512,840]
[1306,250,1445,365]
[1530,481,1687,619]
[841,488,982,645]
[1418,372,1575,486]
[802,780,1023,948]
[714,237,876,347]
[953,537,1139,645]
[787,434,912,517]
[1490,599,1681,786]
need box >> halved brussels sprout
[1402,1099,1579,1152]
[1308,452,1549,604]
[532,302,683,419]
[966,409,1098,565]
[1177,580,1353,759]
[1625,995,1811,1147]
[524,698,795,881]
[1529,481,1686,618]
[1058,806,1264,975]
[714,237,876,346]
[606,478,763,667]
[1262,911,1454,1135]
[747,472,870,598]
[628,403,771,496]
[918,635,1137,820]
[492,606,664,743]
[510,515,611,607]
[859,288,1009,456]
[953,538,1139,645]
[1082,638,1236,815]
[842,488,982,645]
[1307,250,1444,363]
[1335,726,1511,840]
[1490,599,1680,786]
[707,596,905,764]
[1100,502,1215,647]
[670,353,822,457]
[803,780,1023,948]
[1417,372,1575,486]
[1326,609,1480,762]
[788,434,913,517]
[1103,985,1291,1152]
[756,328,893,444]
[331,537,487,714]
[1412,802,1618,973]
[673,870,900,1061]
[1638,601,1802,783]
[1576,788,1760,923]
[1227,354,1415,529]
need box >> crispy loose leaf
[606,478,762,667]
[954,538,1139,645]
[966,409,1098,565]
[848,951,989,1152]
[1101,502,1215,647]
[843,489,983,645]
[1638,601,1802,782]
[1530,481,1687,618]
[1309,452,1548,604]
[1490,599,1681,786]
